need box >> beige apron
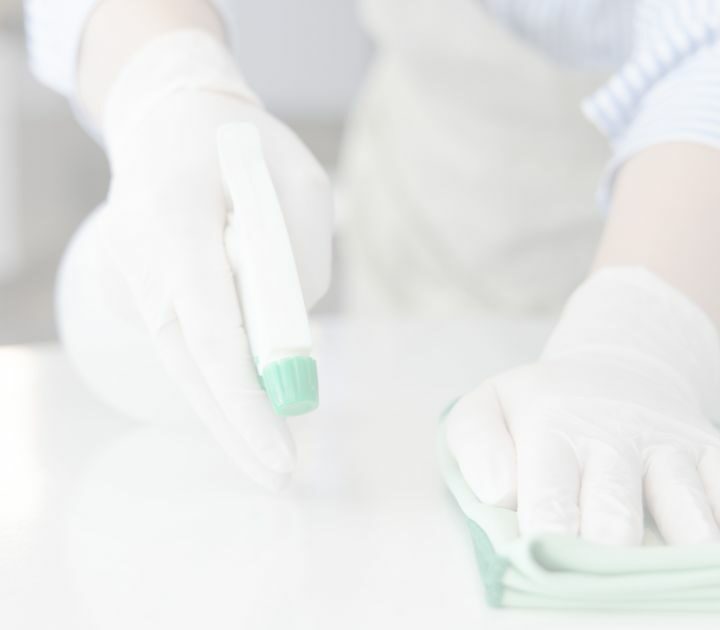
[337,0,608,315]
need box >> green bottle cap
[261,356,318,416]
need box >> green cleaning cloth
[438,407,720,611]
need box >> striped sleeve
[22,0,236,99]
[582,0,720,207]
[23,0,101,96]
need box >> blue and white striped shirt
[481,0,720,205]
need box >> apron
[337,0,608,315]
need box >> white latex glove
[446,267,720,545]
[98,31,333,490]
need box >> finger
[516,426,580,537]
[445,383,516,508]
[170,249,296,474]
[644,446,720,544]
[580,444,643,545]
[699,446,720,525]
[155,319,290,491]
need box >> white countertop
[2,317,719,629]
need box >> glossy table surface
[2,317,719,629]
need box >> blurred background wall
[1,1,109,343]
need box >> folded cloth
[439,405,720,611]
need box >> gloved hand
[446,267,720,545]
[97,31,333,490]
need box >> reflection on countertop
[3,316,719,629]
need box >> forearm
[77,0,225,124]
[593,142,720,329]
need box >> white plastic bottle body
[218,123,317,415]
